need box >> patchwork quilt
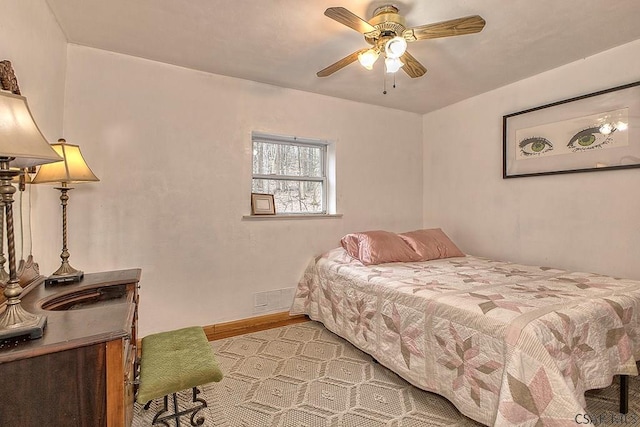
[290,248,640,426]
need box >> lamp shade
[31,139,99,184]
[384,36,407,59]
[358,49,379,70]
[0,91,62,168]
[385,57,404,73]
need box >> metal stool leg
[149,387,208,426]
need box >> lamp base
[0,304,47,340]
[18,255,41,286]
[45,270,84,286]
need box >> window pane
[252,142,323,177]
[252,179,324,214]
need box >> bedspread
[290,248,640,426]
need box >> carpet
[132,321,640,426]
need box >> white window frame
[252,131,331,215]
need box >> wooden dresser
[0,269,141,427]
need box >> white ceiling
[46,0,640,114]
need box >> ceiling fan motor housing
[365,5,406,46]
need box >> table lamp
[0,88,63,340]
[1,169,35,286]
[32,139,99,285]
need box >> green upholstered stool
[137,326,223,426]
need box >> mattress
[290,248,640,426]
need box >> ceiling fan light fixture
[385,57,404,73]
[358,49,379,70]
[384,36,407,59]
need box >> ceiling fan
[317,5,486,79]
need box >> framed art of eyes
[503,80,640,178]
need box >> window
[252,132,329,214]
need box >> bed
[290,244,640,426]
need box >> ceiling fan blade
[317,49,367,77]
[325,7,380,36]
[401,51,427,78]
[403,15,486,41]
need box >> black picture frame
[503,80,640,178]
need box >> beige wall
[0,0,67,265]
[423,39,640,279]
[61,45,423,336]
[0,0,66,138]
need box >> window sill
[242,214,343,221]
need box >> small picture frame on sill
[251,193,275,215]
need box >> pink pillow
[398,228,465,261]
[340,230,422,265]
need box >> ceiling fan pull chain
[383,65,387,95]
[393,73,397,89]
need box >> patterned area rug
[132,321,640,426]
